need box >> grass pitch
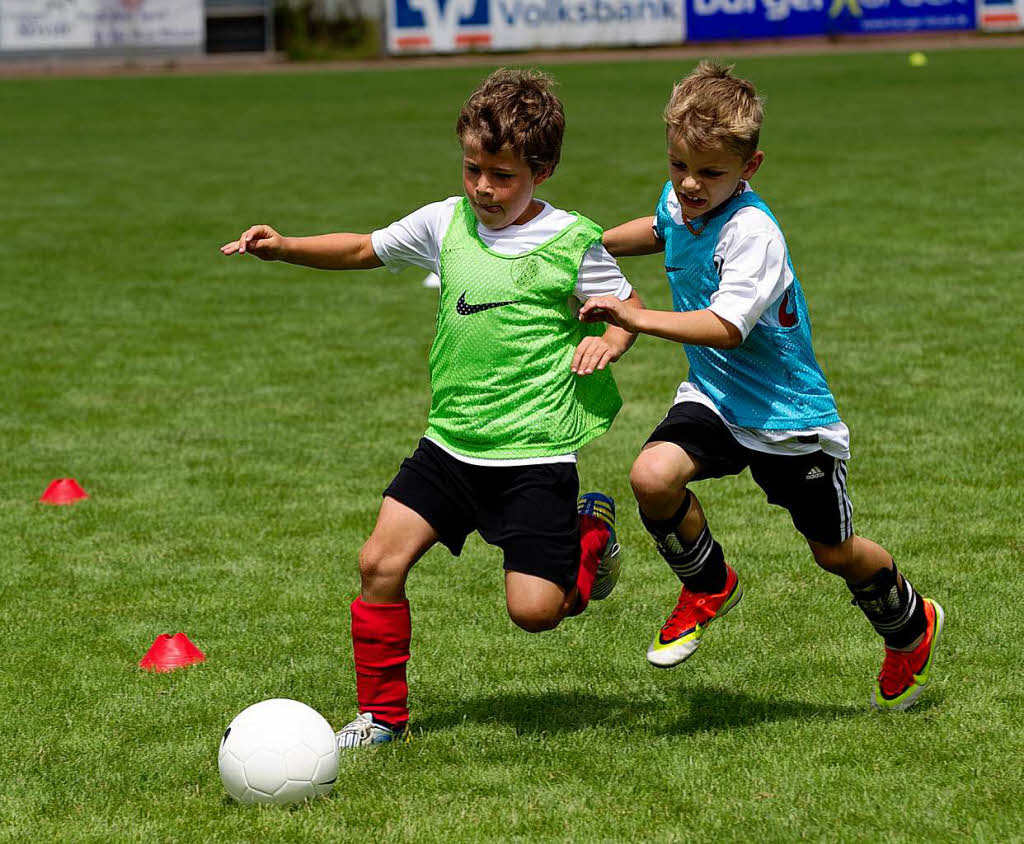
[2,48,1023,841]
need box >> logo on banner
[691,0,824,24]
[828,0,860,15]
[827,0,973,25]
[392,0,492,50]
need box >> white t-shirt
[371,197,632,302]
[372,197,633,466]
[660,185,850,459]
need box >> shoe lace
[662,592,708,636]
[877,647,919,694]
[340,713,374,744]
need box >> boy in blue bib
[581,62,943,711]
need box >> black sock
[848,561,927,649]
[639,496,727,594]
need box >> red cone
[40,478,89,505]
[139,633,206,672]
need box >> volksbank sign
[497,0,680,23]
[387,0,684,53]
[686,0,973,39]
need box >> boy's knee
[358,540,408,590]
[508,606,560,633]
[504,570,566,632]
[630,455,684,506]
[506,591,562,633]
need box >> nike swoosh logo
[456,291,516,315]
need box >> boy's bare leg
[806,534,893,587]
[631,441,741,667]
[505,571,572,633]
[808,535,926,651]
[359,496,439,602]
[631,441,726,592]
[342,497,439,747]
[630,441,700,528]
[808,530,942,711]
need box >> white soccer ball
[218,698,339,805]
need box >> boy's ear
[532,165,553,187]
[742,151,765,181]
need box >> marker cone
[40,478,89,505]
[139,633,206,672]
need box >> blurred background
[0,0,1019,65]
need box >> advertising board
[977,0,1023,29]
[0,0,203,52]
[685,0,974,40]
[386,0,685,53]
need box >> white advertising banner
[386,0,684,54]
[977,0,1023,28]
[0,0,204,51]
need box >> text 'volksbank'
[496,0,681,25]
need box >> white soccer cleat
[335,712,408,750]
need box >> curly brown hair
[663,61,764,161]
[456,68,565,175]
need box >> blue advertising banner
[686,0,825,41]
[685,0,974,40]
[831,0,975,33]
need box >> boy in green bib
[222,68,642,747]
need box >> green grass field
[2,48,1023,841]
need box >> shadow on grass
[416,685,859,737]
[666,685,860,735]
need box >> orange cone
[40,478,89,505]
[139,633,206,672]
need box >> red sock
[572,515,610,614]
[350,597,411,726]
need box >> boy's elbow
[712,317,744,349]
[358,236,384,269]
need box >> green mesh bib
[424,198,622,459]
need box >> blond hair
[663,62,764,161]
[456,67,565,175]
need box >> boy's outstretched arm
[220,225,383,270]
[579,295,741,350]
[572,290,644,375]
[602,217,664,257]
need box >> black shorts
[383,438,581,589]
[646,403,853,545]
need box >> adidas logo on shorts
[805,466,825,481]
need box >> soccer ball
[218,698,339,805]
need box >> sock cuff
[638,491,692,537]
[848,561,926,647]
[351,596,411,647]
[351,597,410,612]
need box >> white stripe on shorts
[832,459,853,541]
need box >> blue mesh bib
[656,182,839,429]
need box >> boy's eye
[670,161,686,170]
[703,171,725,178]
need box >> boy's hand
[578,295,642,333]
[571,334,625,376]
[220,225,286,261]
